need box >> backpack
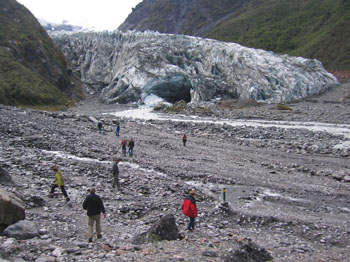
[181,198,197,217]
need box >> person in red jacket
[121,139,127,156]
[182,134,187,146]
[181,190,198,231]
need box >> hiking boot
[88,238,92,243]
[97,234,102,239]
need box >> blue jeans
[187,217,195,230]
[129,147,134,157]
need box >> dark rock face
[222,240,273,262]
[0,167,13,185]
[3,220,39,240]
[0,0,82,106]
[0,188,25,233]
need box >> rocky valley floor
[1,82,350,262]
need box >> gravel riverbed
[0,82,350,262]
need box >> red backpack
[181,198,197,217]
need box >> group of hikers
[49,164,198,242]
[48,121,195,242]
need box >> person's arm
[83,196,88,210]
[99,197,106,217]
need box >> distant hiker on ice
[83,187,107,242]
[181,190,198,231]
[116,123,120,136]
[112,159,120,188]
[121,139,127,156]
[97,122,103,134]
[182,134,187,146]
[49,165,70,202]
[128,138,135,157]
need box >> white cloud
[17,0,142,30]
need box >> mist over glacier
[52,30,338,105]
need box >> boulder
[0,188,25,233]
[132,214,181,244]
[3,220,39,239]
[222,240,273,262]
[148,213,181,241]
[0,167,13,185]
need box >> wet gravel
[0,82,350,262]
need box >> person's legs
[49,184,58,197]
[50,184,58,193]
[113,174,119,187]
[60,186,68,198]
[187,217,195,230]
[88,216,94,241]
[95,214,102,238]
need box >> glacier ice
[52,30,339,104]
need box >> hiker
[128,138,135,157]
[116,123,120,136]
[97,122,103,134]
[181,190,198,231]
[49,165,70,202]
[112,159,120,188]
[182,134,187,146]
[83,187,107,242]
[121,139,127,156]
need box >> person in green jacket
[49,165,70,202]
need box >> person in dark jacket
[83,188,107,242]
[112,159,120,188]
[128,138,135,157]
[97,122,103,134]
[181,190,198,231]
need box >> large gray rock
[0,188,25,233]
[52,30,338,105]
[3,220,39,240]
[132,214,181,244]
[0,167,13,185]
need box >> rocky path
[0,82,350,262]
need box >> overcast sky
[17,0,143,30]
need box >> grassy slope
[0,0,82,107]
[207,0,350,71]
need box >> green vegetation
[0,47,68,106]
[206,0,350,71]
[125,0,349,71]
[0,0,82,107]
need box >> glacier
[52,30,339,104]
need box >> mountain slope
[119,0,350,71]
[0,0,82,107]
